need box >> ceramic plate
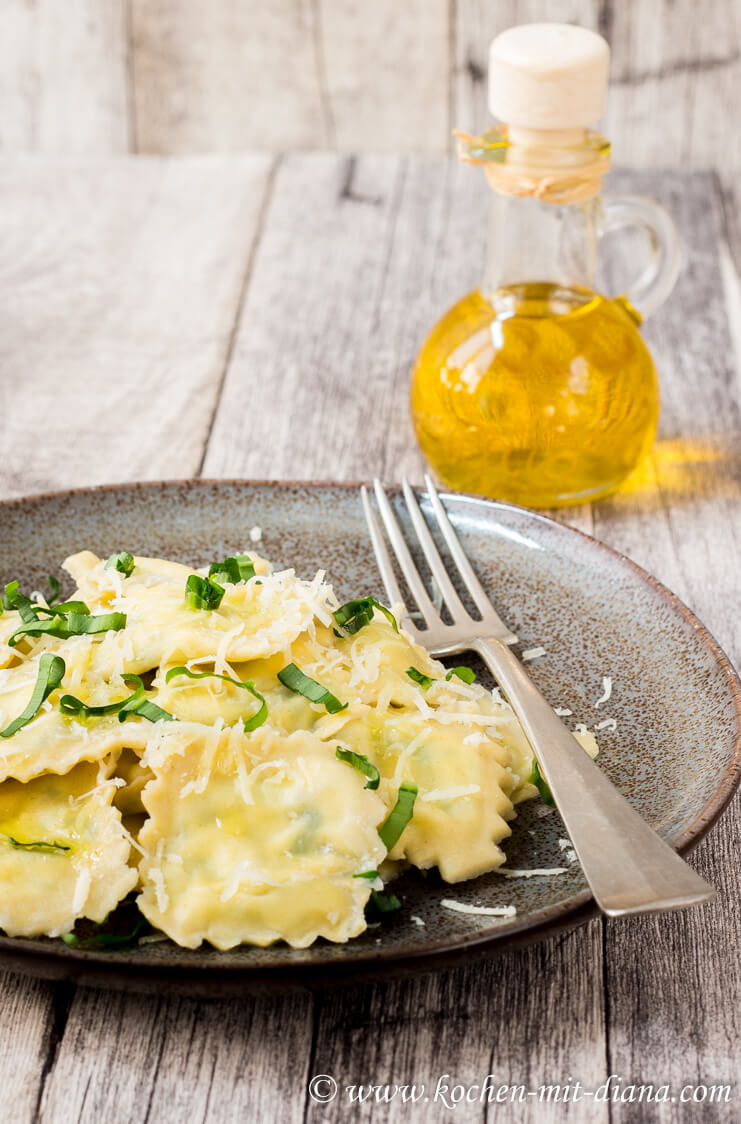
[1,480,739,995]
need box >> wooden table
[0,155,739,1122]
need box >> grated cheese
[442,899,516,918]
[421,784,481,803]
[521,646,546,662]
[554,706,573,717]
[411,915,426,927]
[495,867,568,878]
[595,717,617,732]
[595,676,613,708]
[249,526,262,543]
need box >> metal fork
[362,476,715,917]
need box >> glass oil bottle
[410,24,681,508]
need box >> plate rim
[1,476,739,983]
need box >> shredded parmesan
[554,706,573,717]
[441,899,516,918]
[411,915,426,928]
[595,717,617,732]
[521,646,546,662]
[595,676,613,708]
[420,784,480,803]
[249,526,262,542]
[495,866,568,878]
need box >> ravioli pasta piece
[322,708,515,882]
[0,611,23,669]
[62,552,336,675]
[138,724,387,949]
[0,760,137,937]
[0,652,150,783]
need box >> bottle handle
[599,194,682,321]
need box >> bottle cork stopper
[489,23,609,141]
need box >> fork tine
[401,479,471,623]
[423,473,497,619]
[360,485,405,610]
[372,480,440,625]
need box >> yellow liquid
[410,283,660,508]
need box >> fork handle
[474,638,715,916]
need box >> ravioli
[61,551,333,675]
[0,760,137,937]
[137,724,387,949]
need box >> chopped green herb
[7,609,126,648]
[4,581,37,623]
[0,653,66,738]
[208,554,256,585]
[185,573,225,611]
[277,663,347,714]
[165,666,267,731]
[445,666,476,685]
[333,596,398,637]
[405,666,435,690]
[353,870,380,880]
[2,834,70,855]
[46,575,61,605]
[378,782,418,850]
[60,673,175,724]
[528,759,554,806]
[61,917,149,950]
[105,551,135,577]
[365,889,402,922]
[335,747,380,790]
[118,676,176,724]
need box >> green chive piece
[277,663,347,714]
[528,759,554,806]
[46,576,61,605]
[7,610,126,648]
[2,834,70,855]
[365,889,402,922]
[378,782,418,850]
[0,653,66,738]
[4,581,37,623]
[406,667,435,690]
[185,573,225,611]
[208,554,256,586]
[445,666,476,685]
[335,747,380,790]
[353,870,380,880]
[333,597,398,637]
[117,675,176,724]
[61,917,149,950]
[59,694,129,718]
[165,666,267,731]
[105,551,135,578]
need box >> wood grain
[0,155,273,498]
[0,0,131,153]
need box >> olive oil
[410,283,659,508]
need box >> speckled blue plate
[1,480,739,995]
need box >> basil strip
[335,747,380,790]
[365,889,402,921]
[61,917,149,950]
[105,551,135,577]
[59,694,129,718]
[208,554,255,585]
[333,596,398,637]
[0,653,66,738]
[353,870,379,880]
[445,666,476,685]
[378,782,418,851]
[2,834,70,855]
[185,573,225,611]
[165,666,267,731]
[4,581,38,623]
[7,610,126,648]
[277,663,347,714]
[117,676,176,724]
[406,666,435,690]
[46,576,61,605]
[528,759,554,806]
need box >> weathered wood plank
[306,928,608,1123]
[589,171,741,1122]
[0,973,72,1124]
[0,0,131,153]
[131,0,450,155]
[37,988,313,1124]
[130,0,329,153]
[0,155,273,498]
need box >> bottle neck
[482,192,600,302]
